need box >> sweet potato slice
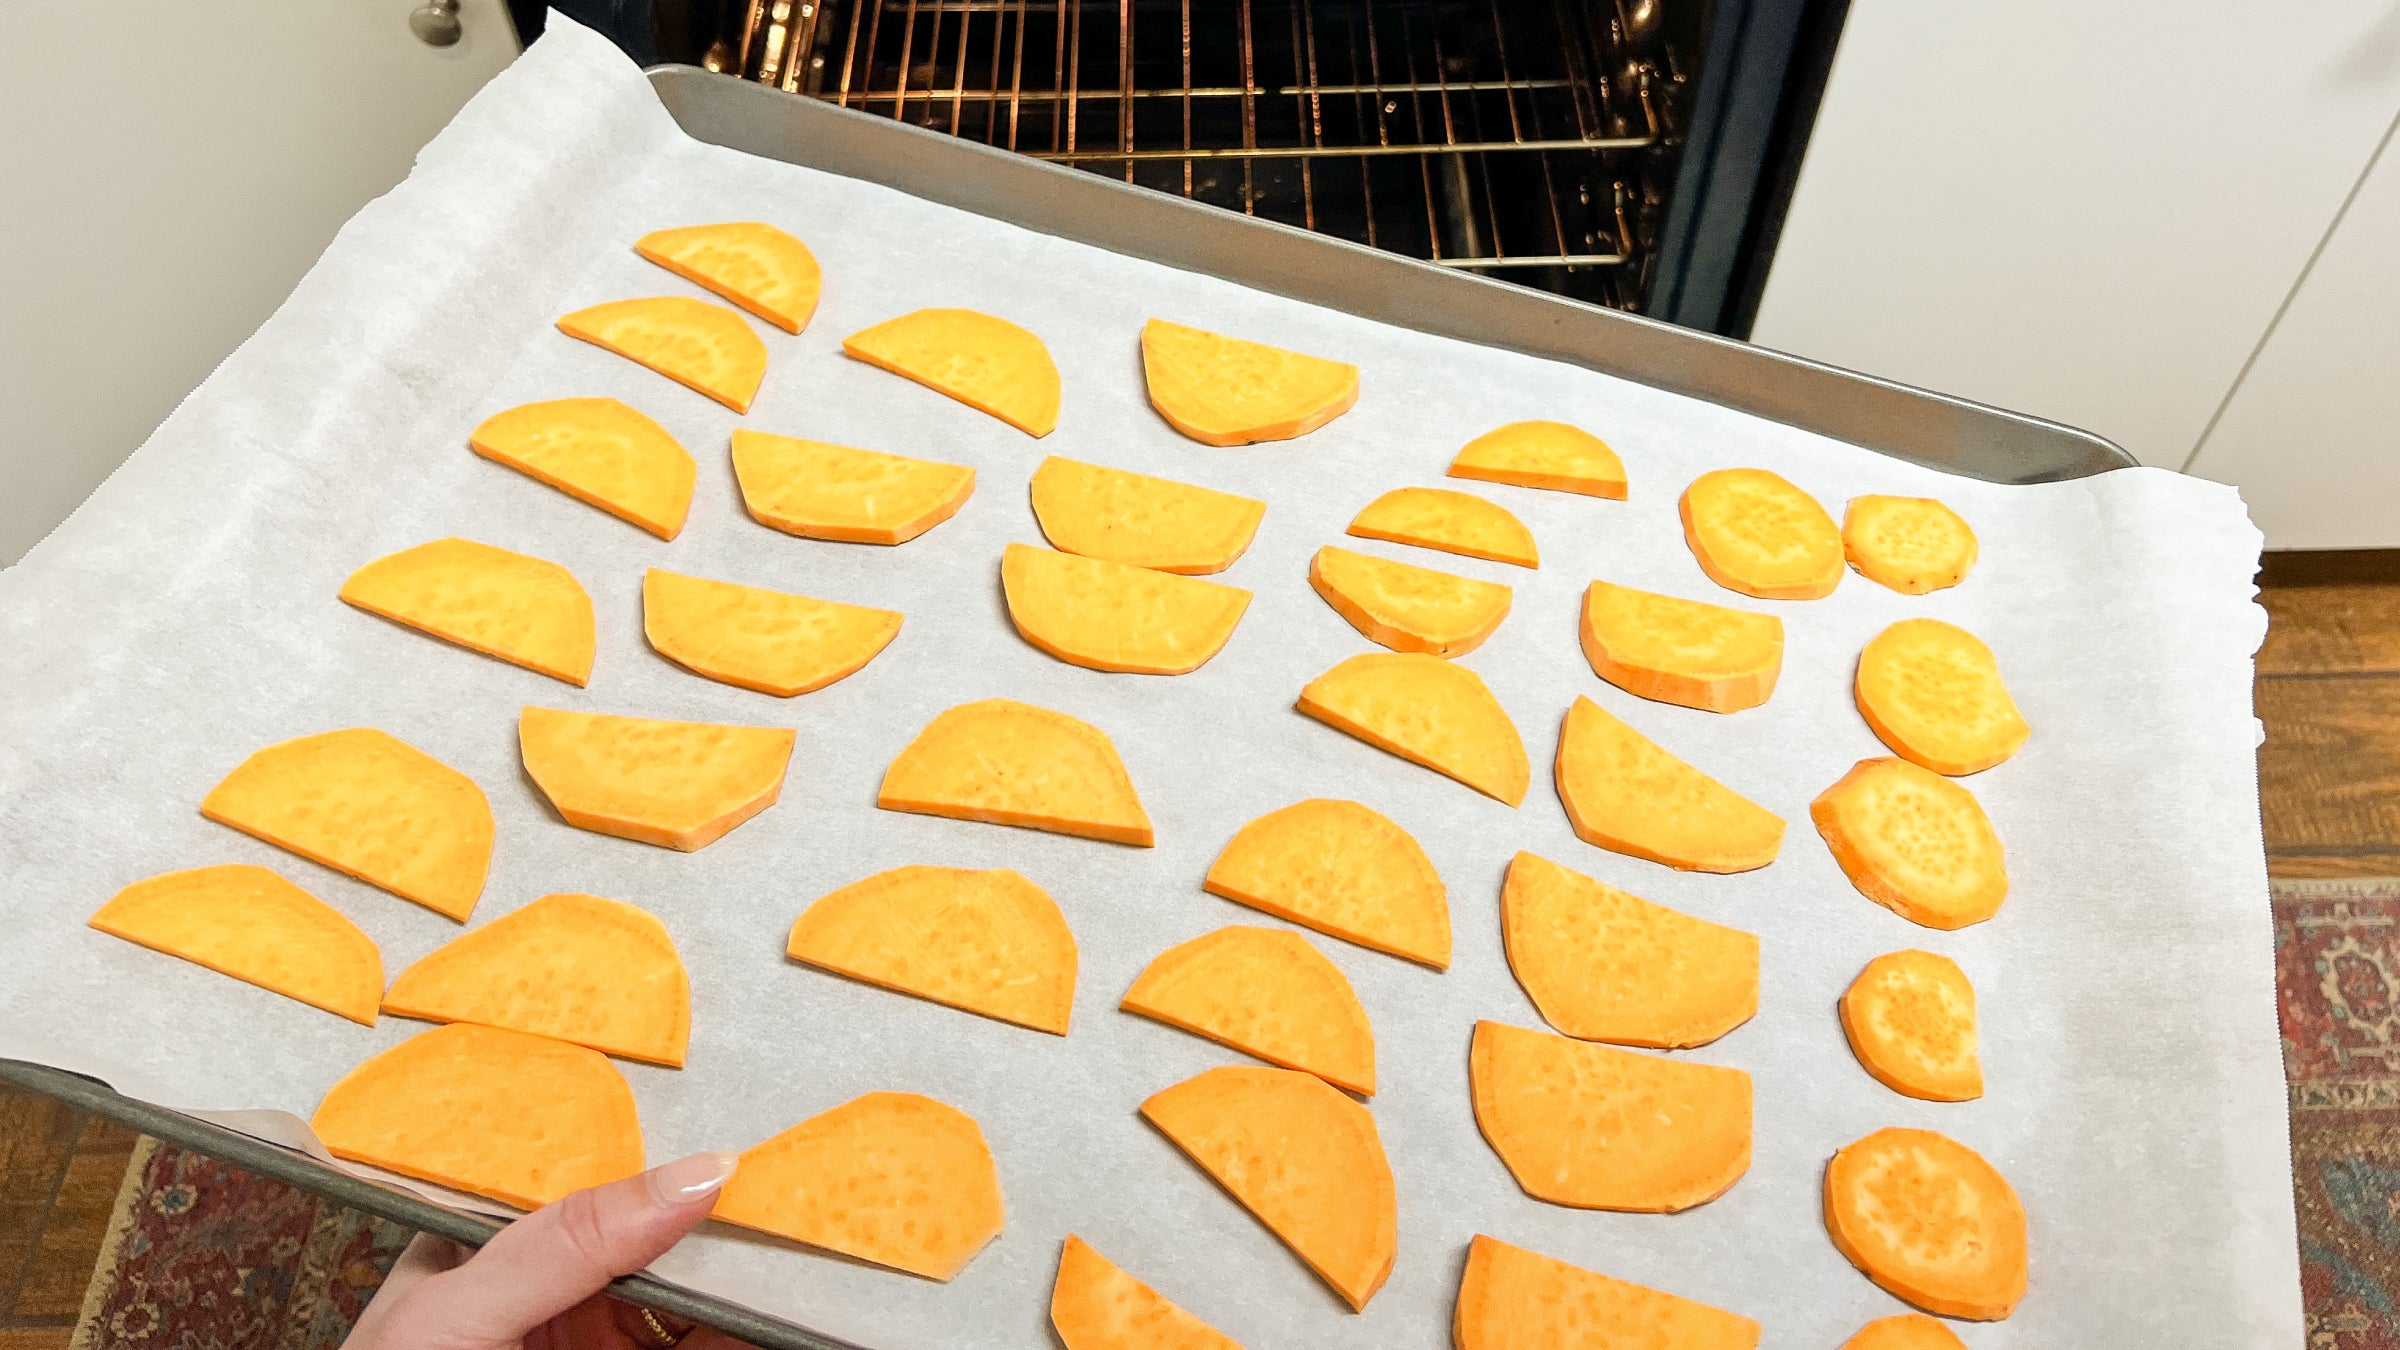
[1309,546,1511,658]
[311,1023,643,1210]
[1553,696,1783,873]
[1051,1235,1243,1350]
[1346,487,1537,568]
[1470,1020,1751,1212]
[1139,318,1358,446]
[1029,456,1265,575]
[468,398,696,540]
[1824,1127,2028,1320]
[1454,1234,1761,1350]
[1679,468,1842,599]
[1840,1313,1970,1349]
[1446,420,1628,500]
[1122,926,1375,1094]
[714,1091,1004,1280]
[878,698,1152,845]
[339,537,595,686]
[787,865,1076,1034]
[88,864,382,1025]
[844,307,1060,436]
[1855,618,2029,775]
[1140,1064,1396,1311]
[518,707,794,852]
[643,568,901,697]
[381,893,690,1067]
[202,728,493,921]
[1002,543,1251,675]
[1844,496,1978,595]
[556,296,766,413]
[1499,851,1757,1049]
[1203,799,1448,968]
[1297,652,1529,806]
[1579,580,1782,713]
[1812,758,2009,929]
[1841,949,1982,1101]
[634,221,822,334]
[730,430,975,545]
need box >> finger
[346,1233,466,1343]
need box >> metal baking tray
[0,62,2132,1350]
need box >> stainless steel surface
[410,0,463,47]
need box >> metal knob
[410,0,463,47]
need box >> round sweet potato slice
[1824,1127,2028,1320]
[1203,798,1449,968]
[1446,420,1628,500]
[1454,1234,1760,1349]
[845,307,1060,436]
[1812,758,2009,930]
[1840,1313,1969,1349]
[518,707,795,852]
[469,398,695,540]
[643,567,901,697]
[1855,618,2029,775]
[1309,545,1512,658]
[89,864,382,1025]
[634,221,821,333]
[1499,851,1757,1049]
[730,430,975,545]
[1050,1235,1241,1349]
[1679,468,1842,599]
[787,865,1077,1034]
[1140,318,1358,445]
[877,698,1153,846]
[1029,456,1264,574]
[1841,949,1982,1101]
[1844,495,1978,595]
[1553,695,1783,873]
[1001,543,1251,675]
[1579,580,1782,713]
[1297,652,1530,806]
[1122,925,1376,1094]
[339,537,595,686]
[556,296,766,413]
[1347,487,1537,568]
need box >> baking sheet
[0,18,2296,1347]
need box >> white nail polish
[646,1150,741,1207]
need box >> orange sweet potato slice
[714,1091,1004,1280]
[1855,618,2029,775]
[556,296,767,413]
[635,222,822,334]
[202,728,493,921]
[1554,696,1783,873]
[1139,318,1358,446]
[1470,1020,1751,1212]
[1203,799,1449,968]
[1812,758,2009,929]
[730,430,976,545]
[1579,580,1782,713]
[1122,926,1376,1095]
[1824,1127,2028,1320]
[1309,546,1511,658]
[878,698,1153,846]
[1454,1234,1761,1350]
[1841,949,1982,1101]
[1446,420,1629,500]
[1499,851,1757,1049]
[1844,496,1978,595]
[643,568,901,697]
[1140,1064,1396,1311]
[787,865,1077,1034]
[844,308,1060,436]
[312,1023,643,1210]
[381,893,690,1066]
[468,398,696,540]
[1297,652,1529,806]
[1680,468,1842,599]
[1347,487,1537,568]
[1001,543,1250,675]
[339,537,596,686]
[88,864,382,1025]
[1840,1313,1970,1350]
[518,707,794,852]
[1051,1234,1243,1350]
[1029,456,1265,575]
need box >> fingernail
[646,1150,741,1208]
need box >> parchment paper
[0,18,2298,1347]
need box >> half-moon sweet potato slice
[1579,580,1781,714]
[1140,1064,1396,1311]
[1446,420,1628,500]
[1679,468,1842,599]
[844,307,1060,436]
[1051,1234,1243,1350]
[1203,799,1448,968]
[1499,851,1757,1049]
[1842,949,1981,1101]
[1844,496,1978,595]
[878,698,1152,845]
[556,296,766,413]
[1812,758,2008,929]
[1139,318,1358,446]
[1122,926,1375,1094]
[787,865,1077,1034]
[89,864,382,1025]
[635,221,822,334]
[1469,1019,1751,1212]
[1346,487,1537,568]
[1841,1314,1970,1349]
[1454,1234,1761,1350]
[468,398,696,540]
[714,1091,1004,1280]
[339,537,595,686]
[730,430,975,545]
[381,892,690,1067]
[1855,618,2029,775]
[643,568,901,697]
[1825,1127,2028,1320]
[1554,696,1783,873]
[1029,456,1265,574]
[312,1023,643,1210]
[1002,543,1251,675]
[1297,652,1529,806]
[202,728,493,921]
[1309,546,1511,658]
[518,707,794,852]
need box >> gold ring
[634,1307,691,1348]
